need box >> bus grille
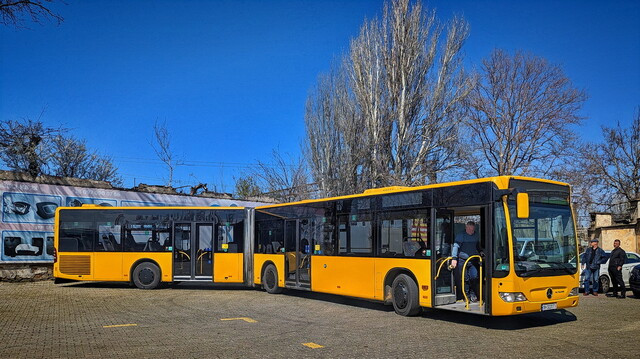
[59,255,91,275]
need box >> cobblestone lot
[0,281,638,358]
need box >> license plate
[541,303,557,311]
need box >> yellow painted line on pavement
[302,342,324,349]
[220,317,257,323]
[103,323,138,328]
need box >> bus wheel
[599,276,610,293]
[263,264,283,294]
[132,262,161,289]
[392,274,421,316]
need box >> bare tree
[233,174,262,199]
[49,135,122,185]
[150,120,181,187]
[0,115,61,177]
[0,0,63,27]
[49,134,91,178]
[252,149,310,203]
[464,49,587,177]
[305,60,363,197]
[582,108,640,212]
[305,0,473,196]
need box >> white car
[576,251,640,292]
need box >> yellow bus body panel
[122,252,173,282]
[372,258,432,307]
[94,252,124,280]
[491,273,580,316]
[213,253,244,283]
[310,256,431,306]
[311,256,376,299]
[253,254,285,286]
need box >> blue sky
[1,0,638,192]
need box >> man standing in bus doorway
[450,221,480,302]
[608,239,627,299]
[582,238,605,296]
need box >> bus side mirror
[516,193,530,218]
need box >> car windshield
[509,201,578,277]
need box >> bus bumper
[492,296,579,316]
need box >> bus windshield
[508,182,578,277]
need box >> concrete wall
[0,264,52,282]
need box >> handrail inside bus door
[461,255,483,310]
[434,256,453,280]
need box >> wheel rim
[265,269,276,289]
[394,281,408,309]
[139,268,154,285]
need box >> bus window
[380,210,429,258]
[58,211,95,252]
[96,223,122,252]
[338,213,373,255]
[217,219,244,253]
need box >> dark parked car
[630,264,640,298]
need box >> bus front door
[173,222,214,281]
[433,209,457,306]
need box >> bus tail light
[53,247,57,263]
[499,292,527,302]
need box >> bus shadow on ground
[57,281,253,291]
[278,290,579,328]
[284,290,395,312]
[420,308,577,330]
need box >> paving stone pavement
[0,281,638,358]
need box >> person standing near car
[582,238,605,296]
[608,239,627,299]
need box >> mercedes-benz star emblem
[546,288,553,299]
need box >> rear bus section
[54,207,249,289]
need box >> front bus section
[491,178,580,315]
[54,207,248,289]
[253,176,580,317]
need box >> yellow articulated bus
[53,207,249,288]
[54,176,580,316]
[253,176,580,316]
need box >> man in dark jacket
[582,238,605,296]
[608,239,627,298]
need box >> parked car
[630,264,640,298]
[575,250,640,293]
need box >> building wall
[598,226,639,253]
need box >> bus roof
[55,205,245,214]
[256,175,570,210]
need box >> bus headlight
[499,292,527,302]
[569,287,579,296]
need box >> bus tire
[132,262,161,290]
[599,275,610,293]
[262,264,283,294]
[391,274,421,316]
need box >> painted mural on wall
[0,180,261,263]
